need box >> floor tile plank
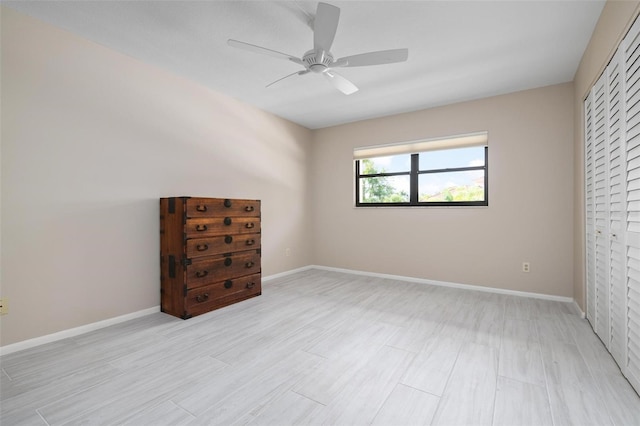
[245,390,324,426]
[121,400,196,426]
[541,342,613,426]
[431,341,498,426]
[307,345,415,425]
[492,376,553,426]
[371,383,439,426]
[400,335,463,396]
[1,269,638,425]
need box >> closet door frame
[586,90,596,326]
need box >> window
[354,132,488,207]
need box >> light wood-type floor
[2,269,640,425]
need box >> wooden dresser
[160,197,261,319]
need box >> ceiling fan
[227,2,409,95]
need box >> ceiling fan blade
[266,70,310,88]
[314,2,340,52]
[323,70,358,95]
[334,48,409,67]
[227,39,304,66]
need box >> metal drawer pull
[196,244,208,251]
[246,282,256,289]
[224,217,232,226]
[245,222,255,229]
[196,270,208,278]
[196,205,207,212]
[245,206,255,212]
[224,258,233,267]
[246,239,255,246]
[196,293,209,303]
[245,261,255,268]
[196,224,208,232]
[224,199,232,207]
[225,235,233,244]
[224,280,233,289]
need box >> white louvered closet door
[584,15,640,394]
[593,73,611,345]
[624,17,640,392]
[607,48,627,366]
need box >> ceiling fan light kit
[228,2,409,95]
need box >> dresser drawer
[186,251,261,288]
[186,198,260,218]
[186,274,261,316]
[186,233,260,258]
[185,217,260,237]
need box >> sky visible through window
[366,146,485,199]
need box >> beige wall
[311,83,575,298]
[573,0,640,311]
[0,8,313,346]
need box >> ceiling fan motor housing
[303,49,334,73]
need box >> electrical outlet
[285,248,291,257]
[0,298,7,315]
[522,262,530,273]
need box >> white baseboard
[307,264,576,304]
[262,265,314,282]
[1,264,579,356]
[1,266,316,356]
[0,306,160,356]
[0,266,314,356]
[571,300,587,319]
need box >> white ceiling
[5,0,605,129]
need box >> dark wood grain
[160,197,261,319]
